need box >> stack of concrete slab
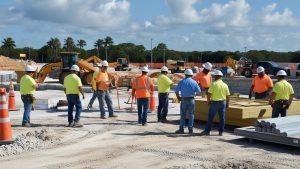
[0,71,17,83]
[255,116,300,137]
[194,97,300,127]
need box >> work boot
[87,104,92,110]
[22,123,31,127]
[199,131,210,136]
[188,128,193,134]
[161,119,169,123]
[219,132,223,136]
[157,119,161,123]
[72,122,83,128]
[67,121,74,127]
[142,123,147,126]
[175,128,184,134]
[100,115,107,119]
[109,114,118,118]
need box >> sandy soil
[0,89,300,169]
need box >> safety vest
[134,75,151,98]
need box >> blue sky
[0,0,300,52]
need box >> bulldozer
[166,60,185,73]
[226,57,254,78]
[110,58,131,71]
[35,52,101,85]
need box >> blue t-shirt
[175,77,201,97]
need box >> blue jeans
[179,99,195,130]
[205,101,226,133]
[67,94,82,123]
[137,98,149,124]
[21,95,33,124]
[88,90,97,106]
[272,107,287,118]
[157,93,169,120]
[97,90,114,116]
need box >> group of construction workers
[19,61,294,135]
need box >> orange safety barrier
[8,81,17,111]
[149,93,155,111]
[130,62,227,69]
[0,88,14,144]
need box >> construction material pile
[149,72,184,84]
[0,55,37,71]
[255,115,300,137]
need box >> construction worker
[63,65,85,127]
[200,70,230,136]
[96,60,117,119]
[249,66,273,99]
[175,69,201,134]
[193,62,212,96]
[20,65,39,127]
[269,70,294,118]
[131,66,154,126]
[157,66,173,123]
[87,66,100,110]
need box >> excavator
[35,52,101,85]
[226,57,254,78]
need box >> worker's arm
[207,92,211,102]
[268,92,276,105]
[175,92,181,102]
[79,86,85,99]
[288,94,294,108]
[226,96,230,108]
[64,88,66,94]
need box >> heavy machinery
[226,57,254,78]
[166,60,185,73]
[110,58,131,71]
[35,52,101,85]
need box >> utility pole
[163,47,166,65]
[105,45,108,61]
[150,38,153,68]
[244,46,247,58]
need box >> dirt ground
[1,88,300,169]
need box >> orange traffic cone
[8,81,17,111]
[0,88,14,145]
[149,93,156,111]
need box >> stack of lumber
[194,97,300,127]
[255,116,300,137]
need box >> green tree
[47,37,61,60]
[63,37,76,51]
[94,39,104,58]
[77,39,87,49]
[103,36,114,61]
[1,37,16,57]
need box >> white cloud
[154,0,250,28]
[144,21,154,29]
[14,0,131,29]
[260,3,298,26]
[183,36,190,42]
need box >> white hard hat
[141,66,149,73]
[256,66,265,73]
[184,69,193,76]
[161,66,168,72]
[71,65,80,72]
[25,65,35,72]
[214,70,223,76]
[202,62,212,71]
[101,60,109,67]
[276,70,287,76]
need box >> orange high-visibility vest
[132,75,154,99]
[96,71,109,91]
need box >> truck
[166,60,185,73]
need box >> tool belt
[21,94,36,103]
[272,100,290,109]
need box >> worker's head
[256,66,265,77]
[101,60,109,72]
[213,70,223,80]
[141,66,149,75]
[184,69,193,78]
[25,65,35,76]
[276,70,287,80]
[202,62,212,74]
[70,65,80,74]
[160,66,169,74]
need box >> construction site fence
[129,63,227,69]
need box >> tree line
[1,36,300,63]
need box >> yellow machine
[35,53,101,85]
[109,58,131,71]
[166,59,185,73]
[226,57,254,78]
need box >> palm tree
[94,39,104,57]
[77,39,87,49]
[103,36,114,61]
[63,37,76,51]
[1,37,16,57]
[47,38,61,59]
